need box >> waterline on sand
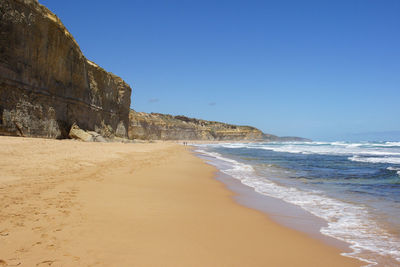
[194,142,400,266]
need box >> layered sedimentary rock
[129,111,312,142]
[0,0,131,138]
[129,110,266,141]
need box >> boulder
[69,124,93,142]
[87,131,107,142]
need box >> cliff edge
[129,110,311,142]
[0,0,131,138]
[129,110,268,141]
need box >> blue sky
[40,0,400,140]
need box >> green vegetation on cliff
[129,110,265,141]
[129,110,310,142]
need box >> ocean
[194,141,400,266]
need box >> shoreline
[194,149,352,248]
[215,170,353,250]
[193,142,400,266]
[0,137,361,266]
[194,149,364,261]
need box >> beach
[195,142,400,265]
[0,137,361,266]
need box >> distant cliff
[129,110,265,141]
[128,110,310,142]
[0,0,131,138]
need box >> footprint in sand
[58,210,70,215]
[0,230,9,236]
[16,247,29,253]
[4,259,21,266]
[32,241,42,246]
[46,244,56,250]
[32,226,42,232]
[36,260,56,266]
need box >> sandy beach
[0,137,361,266]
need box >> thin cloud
[208,102,216,106]
[148,98,159,103]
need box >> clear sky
[40,0,400,141]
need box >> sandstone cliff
[129,111,311,142]
[129,110,267,141]
[0,0,131,139]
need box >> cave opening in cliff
[56,120,71,140]
[0,106,3,125]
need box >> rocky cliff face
[129,110,265,141]
[0,0,131,138]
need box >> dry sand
[0,136,361,266]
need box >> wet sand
[0,137,361,266]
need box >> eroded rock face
[0,0,131,138]
[129,110,265,141]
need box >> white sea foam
[260,144,400,156]
[385,141,400,146]
[195,148,400,266]
[349,156,400,165]
[387,167,400,177]
[263,145,371,155]
[196,142,400,167]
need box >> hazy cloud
[208,102,216,106]
[148,98,159,103]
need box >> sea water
[194,141,400,266]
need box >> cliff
[0,0,131,139]
[129,111,311,142]
[0,0,308,142]
[129,110,266,141]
